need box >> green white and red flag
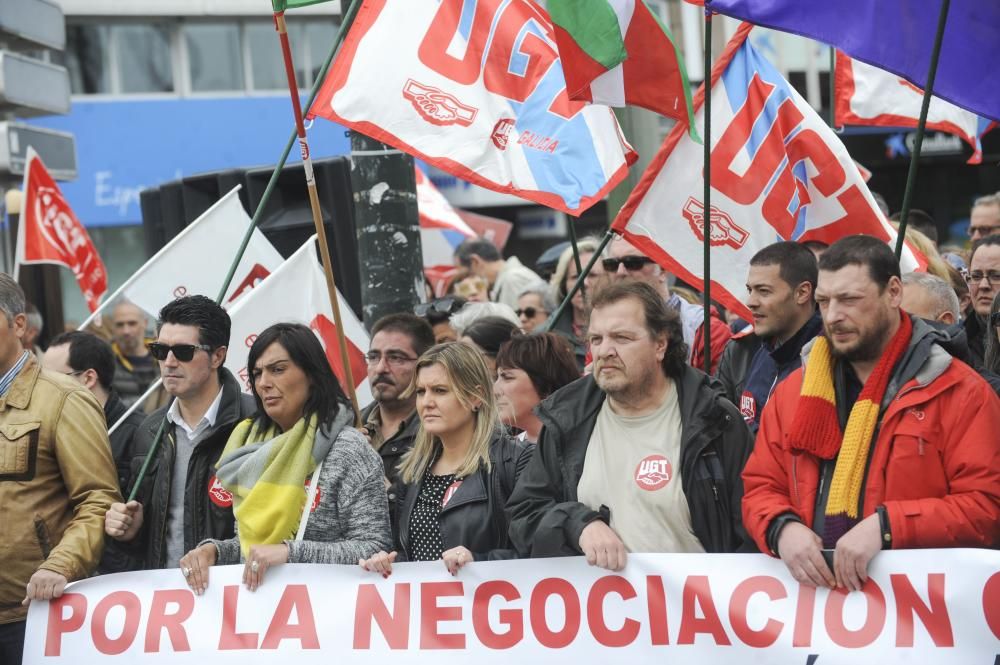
[549,0,697,135]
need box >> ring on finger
[182,567,191,577]
[251,560,260,572]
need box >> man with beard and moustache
[360,314,435,524]
[507,280,753,569]
[723,242,822,434]
[742,236,1000,593]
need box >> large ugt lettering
[710,74,880,239]
[417,0,584,119]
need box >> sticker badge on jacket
[207,475,234,508]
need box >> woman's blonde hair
[397,342,500,484]
[550,237,600,300]
[892,223,951,281]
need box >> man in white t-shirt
[507,280,753,569]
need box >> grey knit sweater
[205,424,391,565]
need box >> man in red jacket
[742,235,1000,593]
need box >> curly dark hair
[589,279,688,379]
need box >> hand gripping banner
[25,550,1000,663]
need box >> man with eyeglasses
[965,235,1000,367]
[361,314,436,525]
[969,193,1000,244]
[604,235,731,371]
[104,296,255,570]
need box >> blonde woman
[548,237,605,369]
[360,342,532,575]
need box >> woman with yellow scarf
[179,323,390,593]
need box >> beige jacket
[0,356,121,624]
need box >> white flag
[226,236,372,405]
[80,187,283,329]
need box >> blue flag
[705,0,1000,122]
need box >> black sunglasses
[602,256,656,272]
[414,297,463,317]
[515,307,547,318]
[147,342,214,362]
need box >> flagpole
[109,378,162,436]
[544,230,615,333]
[567,217,584,297]
[126,1,363,501]
[895,0,950,261]
[273,8,361,422]
[701,8,713,374]
[828,47,836,128]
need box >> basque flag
[613,24,923,321]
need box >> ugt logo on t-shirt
[634,455,672,492]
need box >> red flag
[17,148,107,312]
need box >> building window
[245,21,306,91]
[65,24,110,94]
[114,24,174,93]
[305,21,339,85]
[185,23,245,92]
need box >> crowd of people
[1,194,1000,663]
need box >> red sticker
[303,480,322,513]
[634,455,672,492]
[442,480,463,507]
[207,475,234,508]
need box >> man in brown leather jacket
[0,274,121,664]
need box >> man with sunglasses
[361,314,435,531]
[604,236,731,371]
[964,235,1000,367]
[105,296,255,570]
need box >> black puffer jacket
[395,433,533,561]
[507,367,754,556]
[121,370,256,569]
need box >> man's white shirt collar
[167,385,224,438]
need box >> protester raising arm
[179,324,390,593]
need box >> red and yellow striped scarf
[787,311,911,547]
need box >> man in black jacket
[104,296,255,569]
[43,331,147,574]
[506,280,753,570]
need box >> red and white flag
[16,148,107,312]
[226,236,371,404]
[308,0,636,216]
[79,186,283,329]
[416,166,475,296]
[835,51,991,165]
[613,25,923,321]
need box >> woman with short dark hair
[179,323,390,592]
[494,332,580,443]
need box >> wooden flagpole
[273,9,360,422]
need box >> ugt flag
[613,24,921,321]
[835,52,991,165]
[308,0,637,216]
[81,186,283,329]
[415,166,475,296]
[704,0,1000,122]
[226,236,371,404]
[16,148,107,312]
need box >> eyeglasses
[414,297,463,318]
[967,270,1000,286]
[147,342,214,362]
[602,256,656,272]
[365,350,418,367]
[63,370,84,377]
[969,225,1000,239]
[515,307,547,318]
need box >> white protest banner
[25,550,1000,664]
[79,186,283,328]
[225,236,371,404]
